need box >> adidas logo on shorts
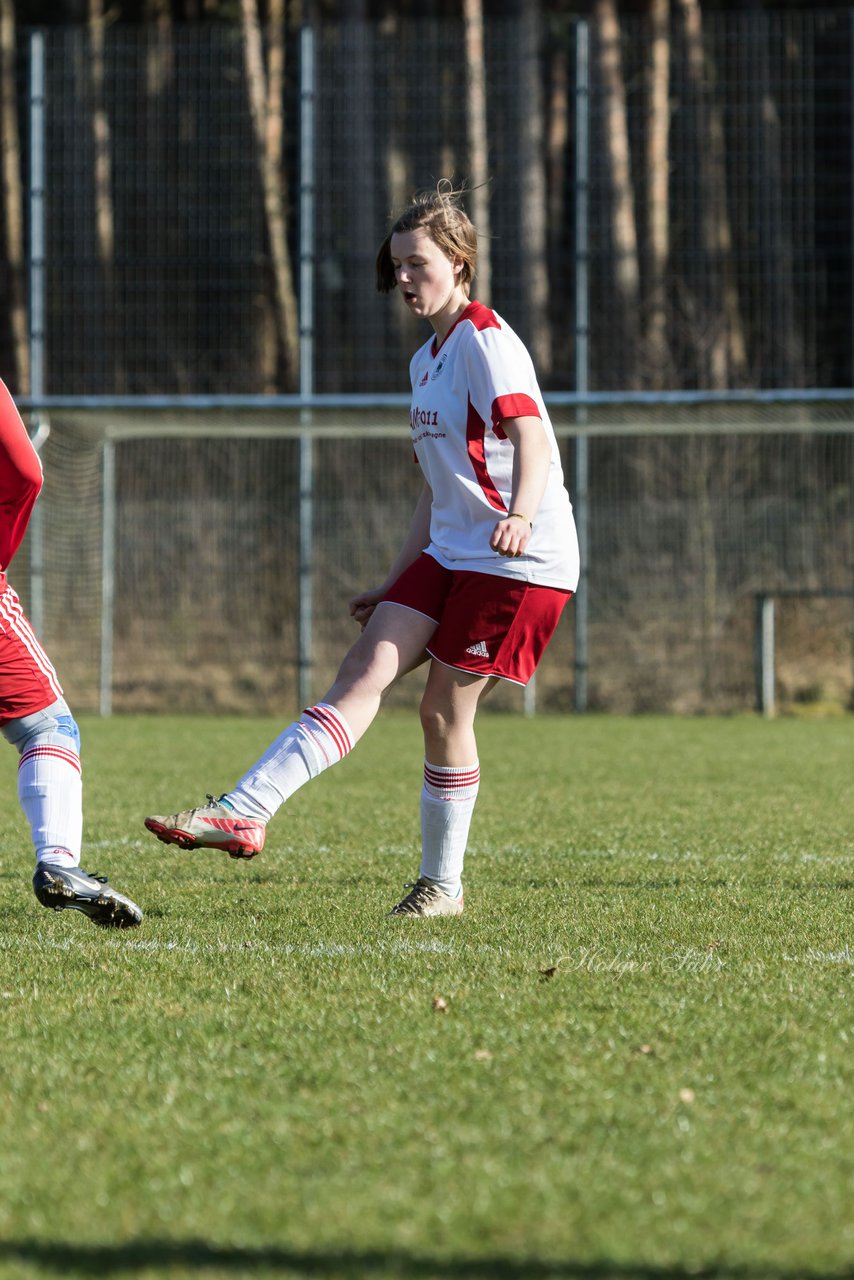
[465,640,490,658]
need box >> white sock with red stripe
[1,699,83,868]
[419,760,480,899]
[226,702,355,821]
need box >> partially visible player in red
[145,184,579,916]
[0,378,142,927]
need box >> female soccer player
[0,379,142,927]
[145,185,580,916]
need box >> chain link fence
[8,403,852,717]
[2,13,854,714]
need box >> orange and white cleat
[144,794,266,860]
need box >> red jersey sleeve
[0,379,43,572]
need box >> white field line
[0,933,460,958]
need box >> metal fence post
[755,593,775,717]
[298,21,316,711]
[574,18,590,713]
[100,440,115,716]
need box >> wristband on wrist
[507,512,533,529]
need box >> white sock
[227,702,355,821]
[419,760,480,898]
[2,700,83,868]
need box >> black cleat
[33,864,143,929]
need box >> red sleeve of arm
[0,379,43,572]
[491,393,541,439]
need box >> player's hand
[349,586,386,630]
[490,515,532,559]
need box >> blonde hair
[376,183,477,295]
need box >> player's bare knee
[419,693,452,742]
[335,634,403,695]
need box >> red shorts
[0,585,64,724]
[383,553,572,685]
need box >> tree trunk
[261,0,287,390]
[747,11,803,385]
[0,0,29,392]
[144,0,174,96]
[515,0,551,372]
[88,0,125,391]
[462,0,491,305]
[341,0,378,389]
[547,35,569,367]
[241,0,300,390]
[677,0,747,388]
[644,0,671,387]
[594,0,640,382]
[676,0,748,701]
[378,10,415,368]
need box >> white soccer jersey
[408,301,580,591]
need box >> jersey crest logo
[465,640,490,658]
[418,370,429,386]
[431,354,448,380]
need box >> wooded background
[1,1,852,398]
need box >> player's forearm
[505,417,551,525]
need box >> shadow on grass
[0,1241,852,1280]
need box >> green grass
[0,712,851,1280]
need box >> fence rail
[13,401,854,719]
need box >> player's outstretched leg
[142,700,353,861]
[145,607,437,868]
[143,701,350,860]
[143,703,354,860]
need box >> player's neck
[429,292,469,346]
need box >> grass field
[0,711,851,1280]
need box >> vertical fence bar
[100,440,115,716]
[574,18,590,713]
[298,21,316,710]
[755,594,776,717]
[28,31,47,636]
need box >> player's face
[390,229,465,325]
